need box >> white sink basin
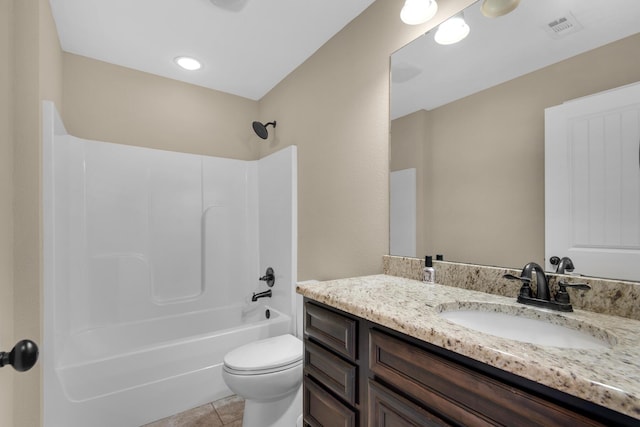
[438,303,614,349]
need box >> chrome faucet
[503,261,590,312]
[251,289,272,302]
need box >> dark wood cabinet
[368,380,453,427]
[303,299,637,427]
[369,329,604,427]
[305,301,358,361]
[304,377,356,427]
[305,339,357,405]
[303,301,360,426]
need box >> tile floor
[142,395,244,427]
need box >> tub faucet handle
[259,267,275,287]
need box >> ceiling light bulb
[481,0,520,18]
[434,13,470,45]
[174,56,202,71]
[400,0,438,25]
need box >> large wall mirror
[390,0,640,280]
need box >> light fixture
[434,13,470,45]
[480,0,520,18]
[174,56,202,71]
[400,0,438,25]
[209,0,249,12]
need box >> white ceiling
[49,0,376,100]
[391,0,640,119]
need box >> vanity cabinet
[369,329,602,426]
[303,301,360,426]
[303,299,637,427]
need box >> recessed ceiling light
[174,56,202,71]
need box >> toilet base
[242,384,302,427]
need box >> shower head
[252,121,276,140]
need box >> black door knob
[0,339,39,372]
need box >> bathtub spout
[251,290,272,302]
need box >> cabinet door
[545,82,640,281]
[304,377,356,427]
[369,329,605,427]
[305,340,357,405]
[305,302,358,361]
[368,380,452,427]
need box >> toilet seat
[224,358,302,376]
[223,334,302,375]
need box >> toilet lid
[224,334,303,372]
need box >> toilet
[222,333,303,427]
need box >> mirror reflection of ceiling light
[209,0,249,12]
[480,0,520,18]
[434,13,470,45]
[400,0,438,25]
[391,62,423,83]
[174,56,202,71]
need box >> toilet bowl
[222,334,303,427]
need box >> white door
[390,168,416,257]
[545,82,640,281]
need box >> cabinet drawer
[368,379,453,427]
[304,377,356,427]
[369,329,604,427]
[304,339,357,405]
[305,302,357,361]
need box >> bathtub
[43,104,299,427]
[45,303,291,427]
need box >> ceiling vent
[545,12,583,39]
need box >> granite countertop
[296,274,640,420]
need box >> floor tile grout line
[140,395,244,427]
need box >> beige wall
[4,0,474,424]
[10,0,63,425]
[258,0,474,281]
[12,0,41,425]
[391,33,640,269]
[1,0,15,425]
[63,53,260,160]
[61,0,475,283]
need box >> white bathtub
[46,304,291,427]
[43,105,299,427]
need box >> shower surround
[42,102,297,427]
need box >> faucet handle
[558,281,591,291]
[503,274,531,283]
[503,274,532,298]
[259,267,275,287]
[555,281,591,304]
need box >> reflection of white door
[545,82,640,281]
[390,168,416,257]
